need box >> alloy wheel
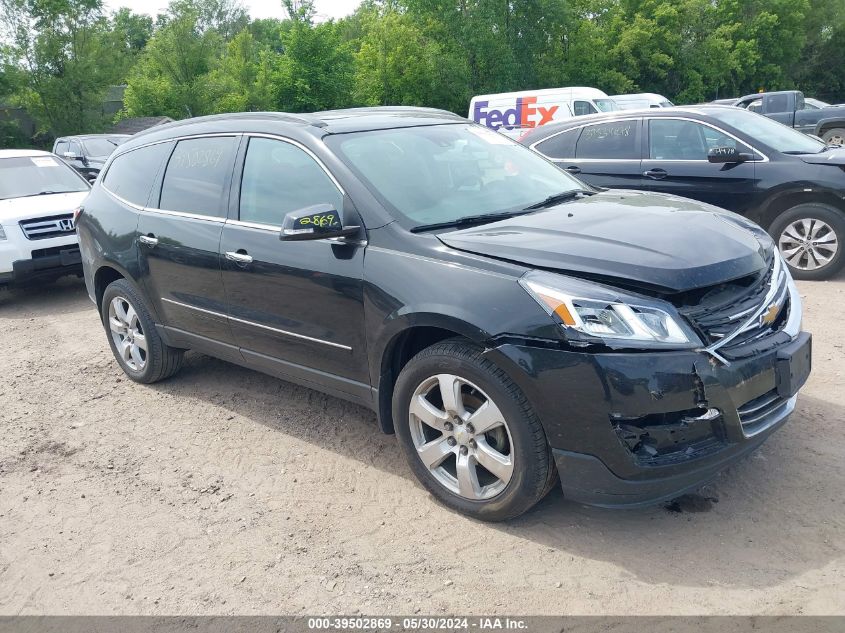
[408,373,514,500]
[108,296,148,371]
[778,218,839,271]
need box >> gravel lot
[1,273,843,615]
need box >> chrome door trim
[161,297,353,351]
[530,116,770,163]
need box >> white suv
[0,149,90,288]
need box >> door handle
[224,250,253,264]
[564,166,582,174]
[138,234,158,247]
[643,169,668,180]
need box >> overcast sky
[102,0,361,21]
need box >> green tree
[0,0,119,134]
[206,29,277,111]
[354,9,469,111]
[275,3,355,111]
[121,11,222,118]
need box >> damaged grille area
[675,255,790,359]
[611,407,725,466]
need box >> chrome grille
[19,214,75,240]
[681,255,790,358]
[737,389,790,436]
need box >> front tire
[101,279,184,383]
[769,203,844,280]
[393,339,555,521]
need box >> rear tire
[769,203,844,280]
[821,127,845,146]
[393,338,555,521]
[101,279,184,383]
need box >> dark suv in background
[520,106,845,280]
[77,108,810,520]
[53,134,129,181]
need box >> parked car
[610,93,674,109]
[0,150,90,288]
[469,87,618,138]
[53,134,130,181]
[77,108,810,520]
[520,106,845,280]
[732,90,845,145]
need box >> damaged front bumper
[485,329,811,508]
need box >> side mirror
[63,151,83,161]
[707,146,755,164]
[280,204,360,241]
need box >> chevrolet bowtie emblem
[761,303,780,326]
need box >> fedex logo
[472,97,559,130]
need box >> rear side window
[767,94,789,113]
[239,137,342,226]
[159,136,238,217]
[534,128,580,159]
[576,121,640,159]
[103,142,172,207]
[573,101,597,116]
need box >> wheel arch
[374,316,492,435]
[814,118,845,137]
[753,188,845,230]
[93,264,159,323]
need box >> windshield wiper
[411,210,533,233]
[523,189,595,210]
[17,190,77,198]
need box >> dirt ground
[0,273,843,616]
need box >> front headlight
[519,271,700,349]
[0,225,6,241]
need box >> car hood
[797,147,845,166]
[0,191,88,223]
[436,190,771,293]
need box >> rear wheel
[821,127,845,146]
[101,279,184,383]
[393,339,556,521]
[770,203,844,280]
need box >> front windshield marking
[708,108,826,154]
[327,123,585,228]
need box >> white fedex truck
[468,87,618,138]
[610,93,674,110]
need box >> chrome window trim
[645,117,770,163]
[102,186,144,211]
[242,132,346,195]
[529,116,770,163]
[161,297,352,351]
[528,117,642,155]
[142,207,226,223]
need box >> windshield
[83,137,125,157]
[595,99,619,112]
[707,108,827,154]
[327,123,585,227]
[0,155,89,200]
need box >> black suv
[77,108,811,520]
[520,106,845,280]
[53,134,129,181]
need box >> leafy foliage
[0,0,843,146]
